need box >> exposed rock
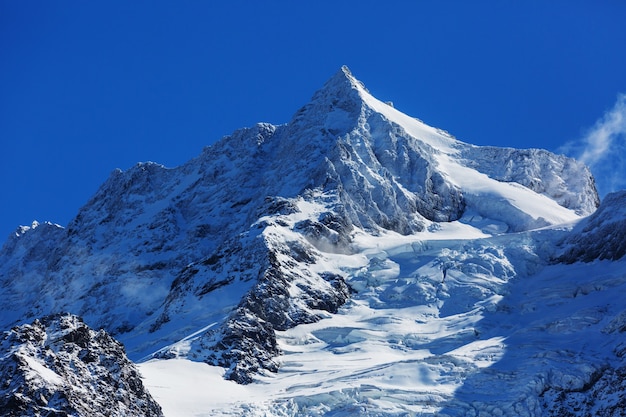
[0,314,163,417]
[541,365,626,417]
[558,191,626,263]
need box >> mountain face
[2,66,624,416]
[0,313,163,416]
[558,190,626,263]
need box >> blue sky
[1,1,625,239]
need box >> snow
[139,359,253,417]
[20,354,64,387]
[351,70,460,155]
[132,159,621,415]
[143,322,219,361]
[139,225,626,415]
[437,154,580,226]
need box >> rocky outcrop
[0,314,163,416]
[541,365,626,417]
[558,191,626,263]
[155,208,352,383]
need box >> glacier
[2,66,624,416]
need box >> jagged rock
[541,365,626,416]
[0,314,163,417]
[170,224,352,383]
[202,309,280,384]
[558,191,626,263]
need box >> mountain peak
[288,66,368,134]
[312,65,365,101]
[330,65,366,91]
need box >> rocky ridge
[0,313,163,416]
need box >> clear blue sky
[1,1,625,240]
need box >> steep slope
[0,67,608,415]
[558,190,626,263]
[0,314,163,416]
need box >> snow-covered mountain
[2,66,624,416]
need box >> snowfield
[139,218,626,416]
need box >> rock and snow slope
[0,314,163,416]
[2,66,623,416]
[140,208,626,416]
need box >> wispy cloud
[561,94,626,197]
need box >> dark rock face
[295,212,353,254]
[181,225,352,384]
[541,365,626,417]
[0,314,163,417]
[558,191,626,263]
[202,309,281,384]
[542,311,626,416]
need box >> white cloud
[561,94,626,197]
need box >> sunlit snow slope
[140,204,626,416]
[3,67,622,417]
